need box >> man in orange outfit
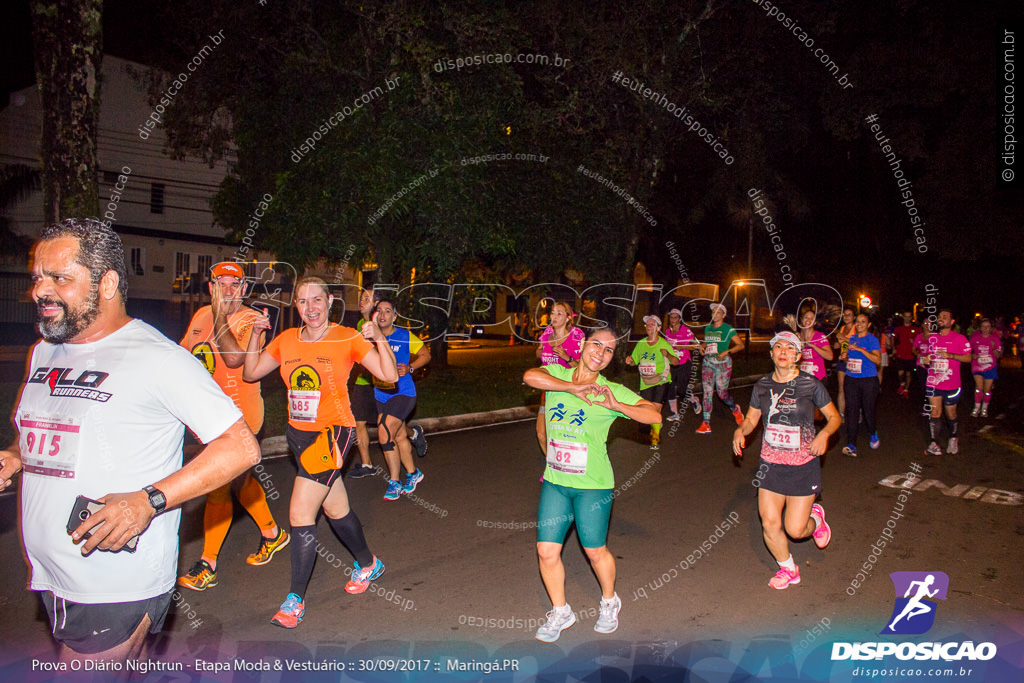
[177,262,289,590]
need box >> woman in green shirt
[523,327,661,643]
[625,314,678,445]
[696,303,745,434]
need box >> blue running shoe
[383,479,403,501]
[403,468,424,494]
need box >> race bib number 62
[546,439,588,475]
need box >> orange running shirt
[181,305,265,432]
[265,324,373,430]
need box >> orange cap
[210,262,245,279]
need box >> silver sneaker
[970,405,981,418]
[947,437,959,455]
[594,593,622,634]
[980,404,989,417]
[535,605,576,642]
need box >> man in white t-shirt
[0,218,259,664]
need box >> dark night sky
[3,1,1022,318]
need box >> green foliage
[144,0,736,287]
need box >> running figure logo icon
[881,571,949,635]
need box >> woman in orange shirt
[243,277,398,628]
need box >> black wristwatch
[143,485,167,515]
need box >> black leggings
[844,375,879,445]
[666,359,696,402]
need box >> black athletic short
[350,382,378,423]
[377,394,417,423]
[41,590,172,655]
[286,424,355,487]
[895,357,916,373]
[640,383,669,406]
[754,458,822,497]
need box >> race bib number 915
[19,414,81,478]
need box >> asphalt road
[0,375,1021,681]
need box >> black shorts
[639,383,669,405]
[928,386,963,407]
[350,382,377,423]
[668,360,696,399]
[41,590,172,655]
[377,394,417,422]
[286,424,355,486]
[754,458,822,497]
[895,357,916,373]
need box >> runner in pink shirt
[662,308,701,420]
[969,318,1001,417]
[535,301,586,454]
[796,309,833,381]
[923,309,972,456]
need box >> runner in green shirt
[523,327,661,643]
[625,314,678,445]
[696,303,745,434]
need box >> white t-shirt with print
[17,319,242,603]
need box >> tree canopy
[132,0,1018,314]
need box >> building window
[150,183,165,214]
[129,247,145,276]
[196,254,213,277]
[175,252,191,278]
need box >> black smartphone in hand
[67,495,138,552]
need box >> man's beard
[36,288,100,343]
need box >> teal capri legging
[536,480,614,548]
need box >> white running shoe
[535,605,576,642]
[594,594,622,634]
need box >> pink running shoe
[811,503,831,549]
[769,566,801,590]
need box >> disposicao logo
[831,571,997,662]
[881,571,948,635]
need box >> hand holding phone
[67,495,139,553]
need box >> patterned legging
[702,358,737,421]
